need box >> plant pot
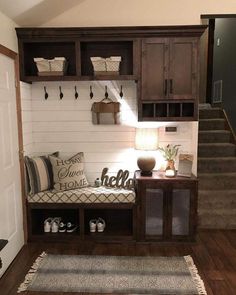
[165,160,176,177]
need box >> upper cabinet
[16,26,206,121]
[140,36,200,121]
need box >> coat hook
[74,86,78,99]
[90,85,93,99]
[105,86,109,99]
[59,86,63,99]
[44,86,48,100]
[119,85,123,99]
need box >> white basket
[106,56,121,72]
[34,57,67,74]
[49,57,67,72]
[34,58,50,72]
[90,56,121,73]
[90,57,106,72]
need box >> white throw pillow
[49,152,89,191]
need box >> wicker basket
[90,57,106,72]
[90,56,121,74]
[106,56,121,72]
[34,58,50,72]
[34,57,67,76]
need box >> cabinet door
[141,38,169,100]
[169,38,198,100]
[172,189,190,236]
[145,188,164,236]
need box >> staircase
[198,106,236,228]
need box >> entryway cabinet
[140,37,199,121]
[16,25,206,122]
[135,171,198,242]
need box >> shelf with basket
[17,31,137,82]
[19,41,77,81]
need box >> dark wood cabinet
[135,171,198,242]
[16,25,206,120]
[140,35,201,121]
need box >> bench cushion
[27,186,135,204]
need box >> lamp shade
[135,128,158,176]
[135,128,158,151]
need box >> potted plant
[158,144,180,177]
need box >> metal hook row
[43,85,124,100]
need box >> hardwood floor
[1,230,236,295]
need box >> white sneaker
[44,217,53,233]
[51,217,61,233]
[89,219,97,232]
[96,218,106,232]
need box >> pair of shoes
[89,218,106,233]
[44,217,61,233]
[59,221,77,233]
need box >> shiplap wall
[20,82,33,155]
[21,81,198,183]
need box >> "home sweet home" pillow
[49,152,89,191]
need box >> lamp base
[140,170,153,176]
[137,155,156,177]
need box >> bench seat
[27,186,135,204]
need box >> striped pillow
[25,152,59,195]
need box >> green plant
[158,144,181,161]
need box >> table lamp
[135,128,158,176]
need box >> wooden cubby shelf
[27,203,136,242]
[141,101,196,121]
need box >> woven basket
[90,56,121,74]
[34,57,67,75]
[90,57,106,72]
[34,58,50,72]
[106,56,121,72]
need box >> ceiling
[0,0,83,26]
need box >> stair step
[199,108,224,119]
[198,157,236,173]
[198,173,236,190]
[198,210,236,229]
[199,118,226,131]
[198,190,236,209]
[198,143,236,157]
[198,130,231,143]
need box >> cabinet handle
[164,79,168,96]
[169,79,173,94]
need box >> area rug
[18,252,207,294]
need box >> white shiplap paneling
[20,82,33,155]
[21,80,198,183]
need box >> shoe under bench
[27,186,136,243]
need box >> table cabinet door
[145,188,164,236]
[172,189,191,235]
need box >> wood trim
[16,25,207,39]
[223,109,236,145]
[0,44,27,244]
[201,14,236,19]
[0,44,16,59]
[206,19,215,103]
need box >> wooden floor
[1,230,236,295]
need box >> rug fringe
[17,252,47,293]
[184,255,207,295]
